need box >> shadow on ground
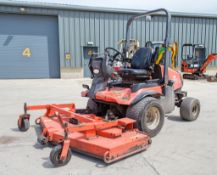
[42,150,108,169]
[166,115,185,122]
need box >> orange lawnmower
[181,43,217,81]
[17,9,200,167]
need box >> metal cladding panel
[94,13,100,50]
[0,13,60,78]
[1,5,217,69]
[55,11,217,67]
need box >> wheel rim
[145,106,160,130]
[192,103,199,117]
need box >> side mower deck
[18,103,151,166]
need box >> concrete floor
[0,78,217,175]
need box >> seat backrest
[152,47,160,63]
[131,47,153,69]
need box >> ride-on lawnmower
[17,9,200,167]
[181,43,217,81]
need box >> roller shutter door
[0,14,60,78]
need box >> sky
[5,0,217,15]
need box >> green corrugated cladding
[0,5,217,68]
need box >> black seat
[131,47,153,69]
[118,47,153,81]
[118,69,149,77]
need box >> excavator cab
[181,44,206,70]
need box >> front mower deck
[18,103,151,166]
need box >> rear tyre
[180,97,200,121]
[126,97,164,137]
[50,145,71,167]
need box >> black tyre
[126,97,164,137]
[17,118,30,132]
[50,145,71,167]
[37,135,48,145]
[180,97,200,121]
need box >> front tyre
[180,97,200,121]
[126,97,164,137]
[50,145,71,167]
[17,115,30,132]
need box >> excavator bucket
[17,103,151,166]
[206,73,217,82]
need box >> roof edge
[1,0,217,18]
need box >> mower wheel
[37,135,48,145]
[50,145,71,167]
[126,97,164,137]
[180,97,200,121]
[17,117,30,132]
[35,117,41,125]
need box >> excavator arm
[200,54,217,73]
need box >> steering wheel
[105,47,122,66]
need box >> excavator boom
[200,54,217,73]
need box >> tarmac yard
[0,78,217,175]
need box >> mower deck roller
[17,103,151,166]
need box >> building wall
[1,5,217,73]
[59,10,217,67]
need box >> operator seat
[118,47,153,81]
[131,47,153,69]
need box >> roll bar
[123,8,171,84]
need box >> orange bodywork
[167,67,183,90]
[96,86,162,105]
[181,60,199,73]
[95,66,183,105]
[24,103,150,163]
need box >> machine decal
[65,53,71,60]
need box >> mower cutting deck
[18,103,151,166]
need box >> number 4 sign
[22,48,32,58]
